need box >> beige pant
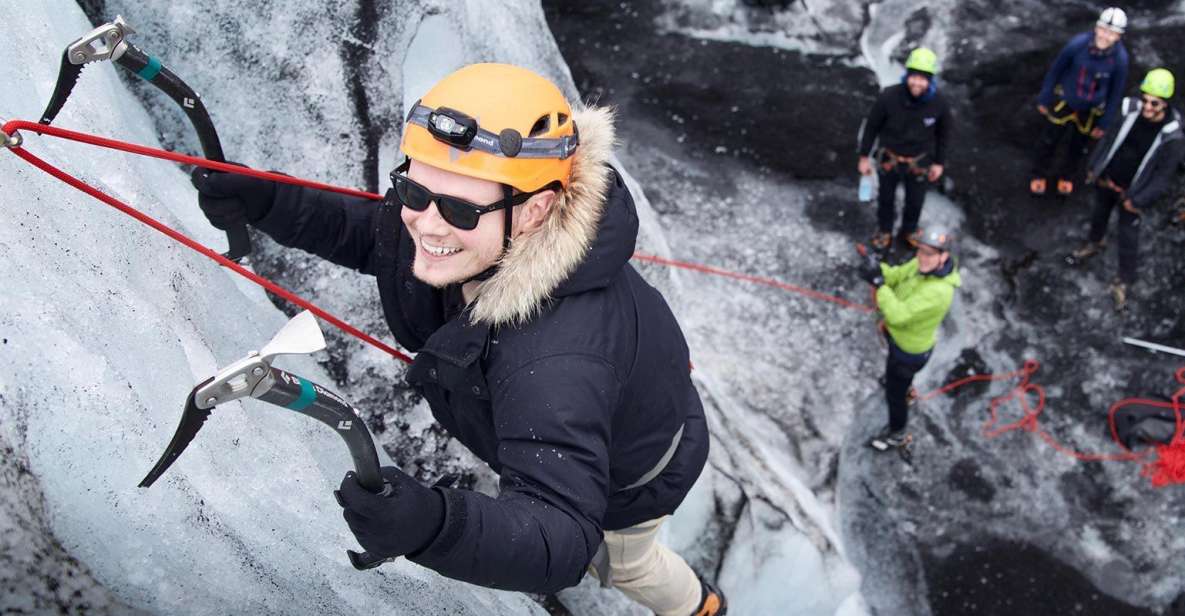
[588,516,702,616]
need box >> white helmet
[1097,7,1127,33]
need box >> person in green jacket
[859,226,962,452]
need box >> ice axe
[139,310,395,570]
[39,15,252,261]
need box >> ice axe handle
[254,368,393,569]
[223,225,251,262]
[114,44,252,262]
[346,480,397,571]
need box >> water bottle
[858,174,874,203]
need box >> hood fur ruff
[469,105,616,327]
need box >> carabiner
[1,118,21,148]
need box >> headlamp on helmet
[427,107,478,149]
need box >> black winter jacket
[251,107,709,594]
[859,82,951,164]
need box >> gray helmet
[916,226,955,252]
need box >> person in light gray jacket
[1071,68,1185,310]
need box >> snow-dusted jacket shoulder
[253,106,709,594]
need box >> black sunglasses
[386,159,539,231]
[1142,95,1167,109]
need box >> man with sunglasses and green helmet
[190,63,725,615]
[858,226,961,456]
[1071,68,1184,311]
[858,47,952,253]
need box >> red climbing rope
[2,120,872,364]
[7,120,1182,484]
[2,120,409,363]
[631,252,875,313]
[1124,367,1185,486]
[916,361,1185,483]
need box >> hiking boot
[1071,241,1104,260]
[868,426,910,451]
[1057,178,1074,196]
[1029,177,1047,196]
[1110,280,1128,312]
[692,575,727,616]
[870,231,892,250]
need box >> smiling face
[1141,95,1168,121]
[1093,25,1121,50]
[906,73,931,98]
[400,160,511,288]
[917,244,950,274]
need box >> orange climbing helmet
[400,63,579,192]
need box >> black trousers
[1031,116,1092,180]
[884,339,931,432]
[877,165,928,236]
[1088,185,1141,284]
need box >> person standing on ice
[859,226,961,453]
[1069,68,1184,311]
[1029,7,1130,197]
[858,47,952,254]
[189,63,726,616]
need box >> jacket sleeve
[879,259,914,288]
[1038,36,1082,107]
[251,183,381,275]
[1129,137,1185,208]
[934,98,951,165]
[858,91,888,157]
[876,283,948,329]
[410,354,616,594]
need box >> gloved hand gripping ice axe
[39,15,252,261]
[139,311,396,571]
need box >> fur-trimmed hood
[469,105,635,326]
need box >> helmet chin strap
[460,184,514,285]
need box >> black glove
[860,260,884,287]
[190,164,277,230]
[336,467,445,559]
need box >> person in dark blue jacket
[190,64,725,616]
[1030,7,1130,197]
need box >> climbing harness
[1043,93,1105,136]
[878,147,930,176]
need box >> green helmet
[905,48,938,75]
[1141,68,1175,100]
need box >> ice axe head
[260,310,326,364]
[139,311,326,488]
